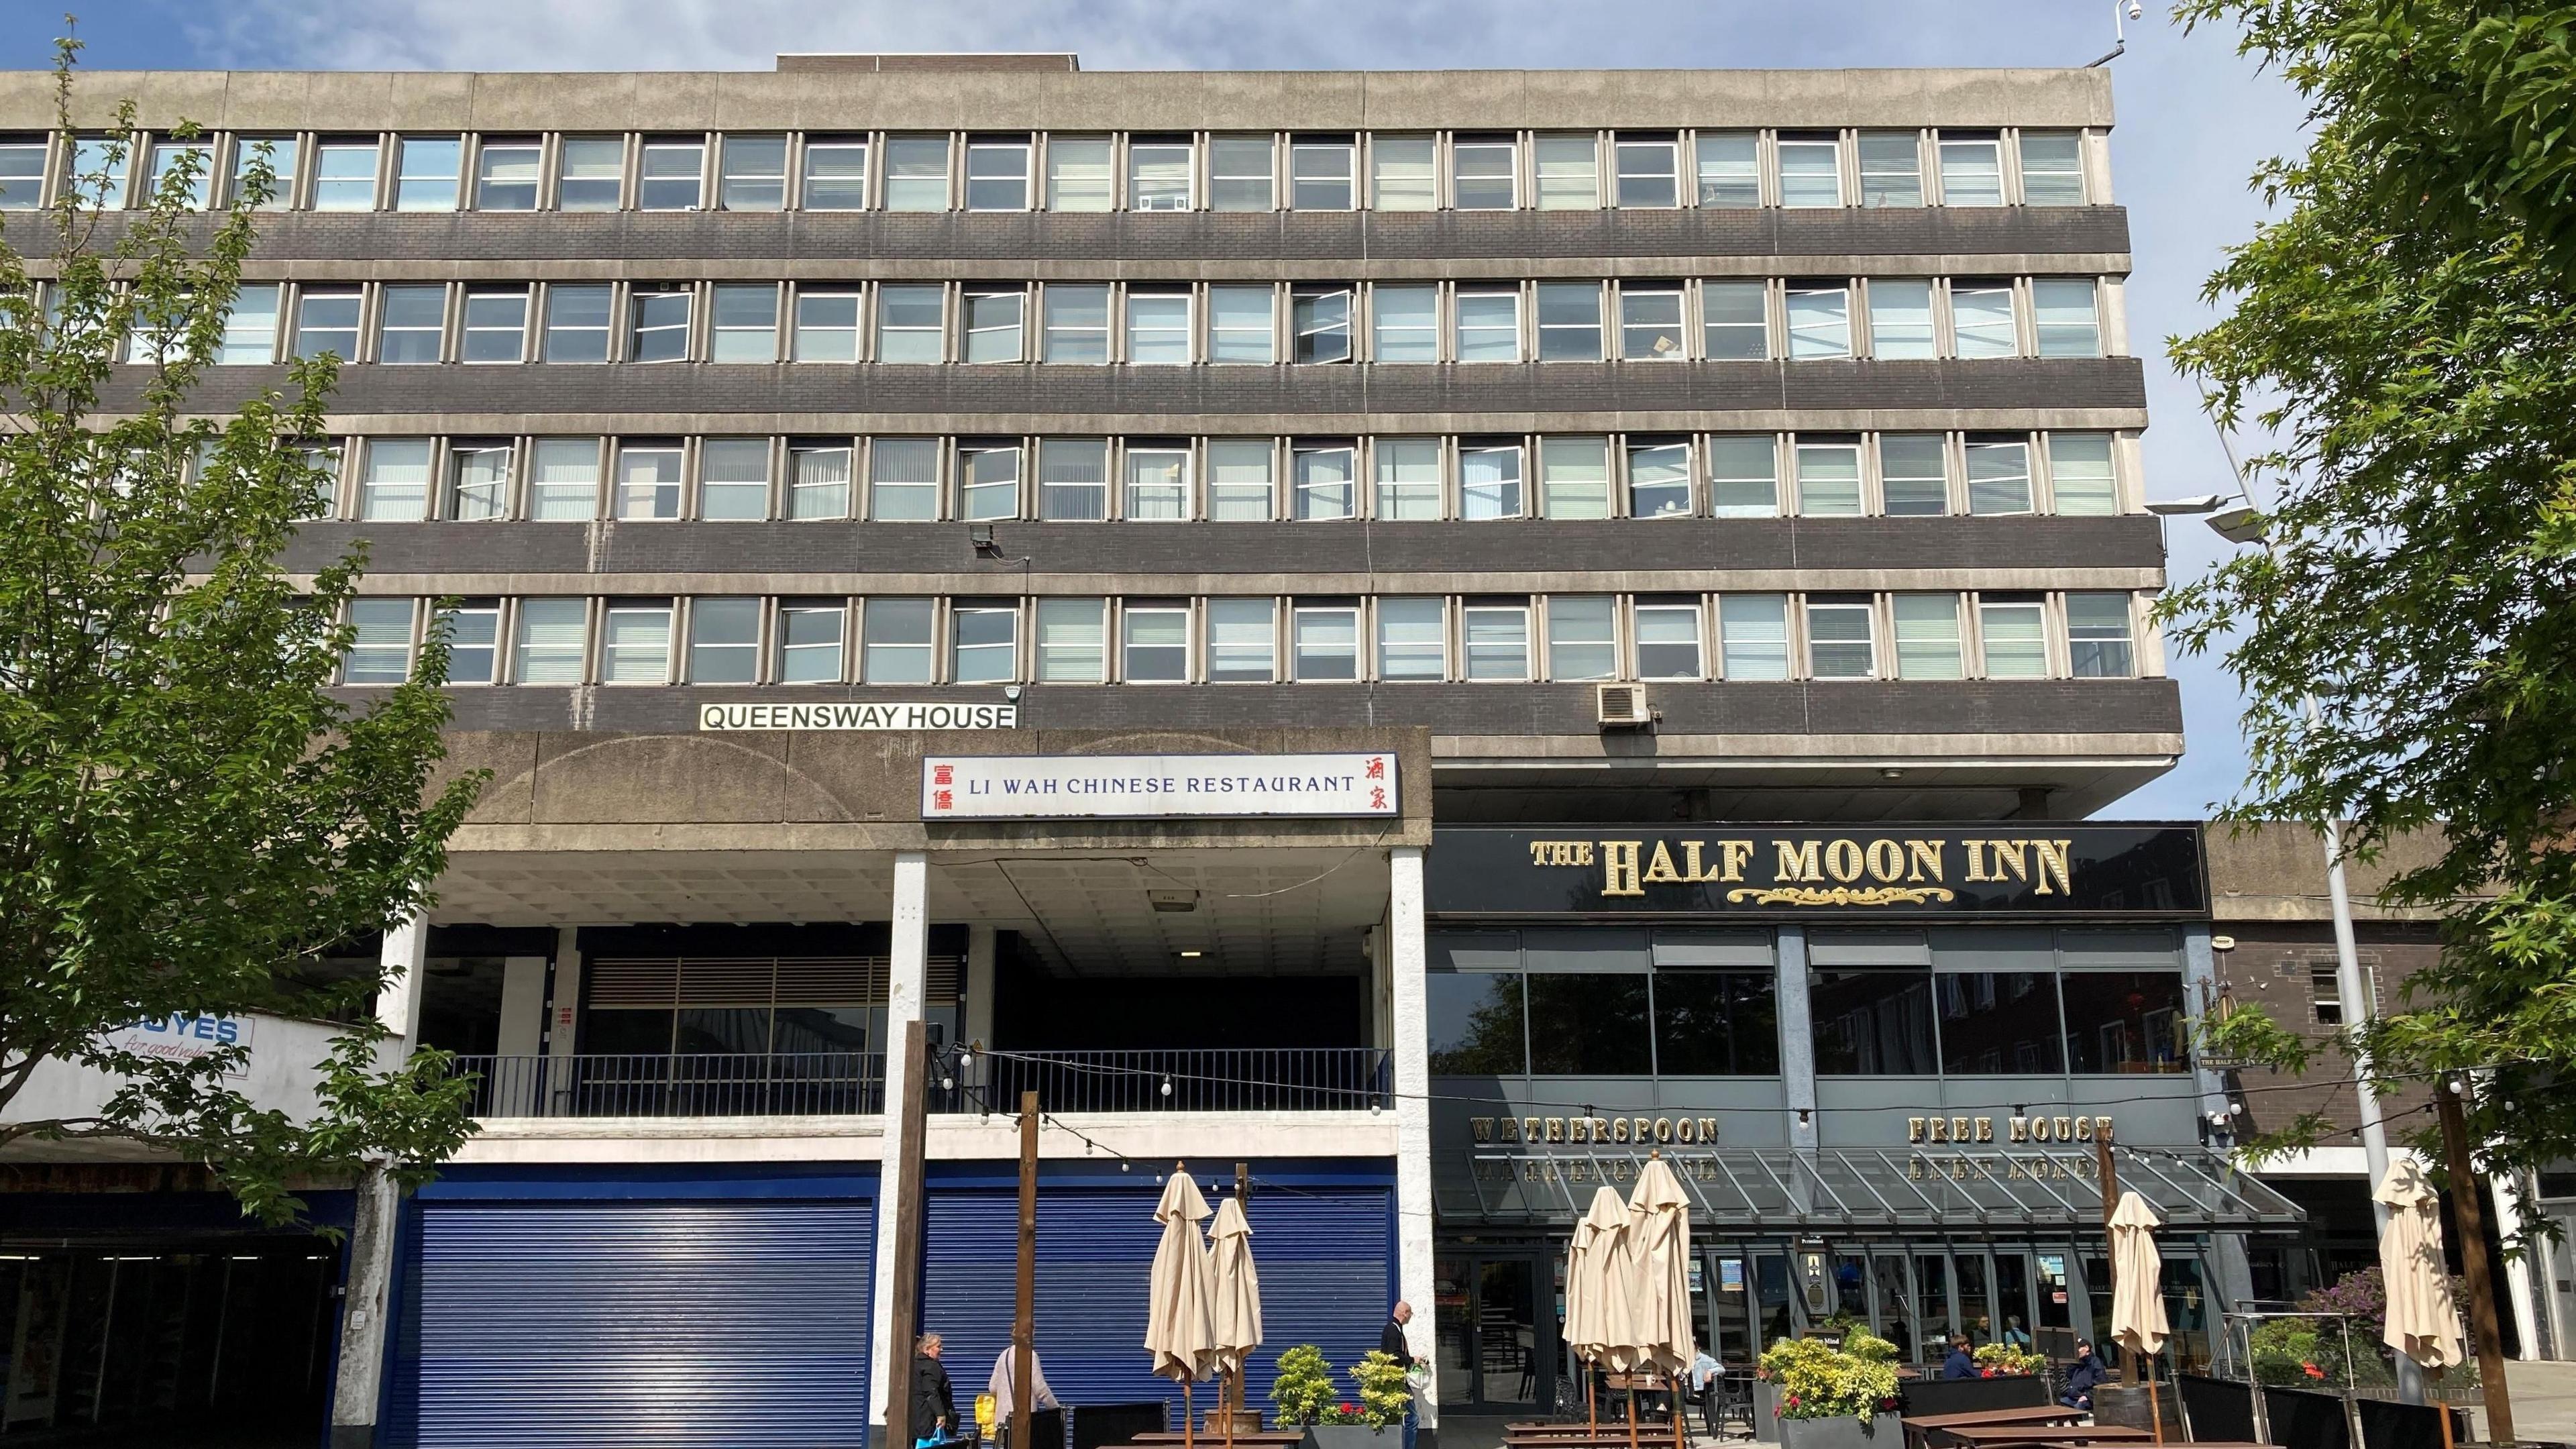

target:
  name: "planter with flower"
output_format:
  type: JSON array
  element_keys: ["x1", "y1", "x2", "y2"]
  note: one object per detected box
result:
[
  {"x1": 1753, "y1": 1331, "x2": 1902, "y2": 1447},
  {"x1": 1972, "y1": 1343, "x2": 2048, "y2": 1378},
  {"x1": 1273, "y1": 1345, "x2": 1409, "y2": 1449}
]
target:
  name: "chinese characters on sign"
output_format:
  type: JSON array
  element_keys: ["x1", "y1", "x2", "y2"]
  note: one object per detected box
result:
[{"x1": 920, "y1": 753, "x2": 1399, "y2": 820}]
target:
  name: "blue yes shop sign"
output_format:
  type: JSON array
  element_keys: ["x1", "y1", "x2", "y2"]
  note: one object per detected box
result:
[{"x1": 1426, "y1": 824, "x2": 2207, "y2": 918}]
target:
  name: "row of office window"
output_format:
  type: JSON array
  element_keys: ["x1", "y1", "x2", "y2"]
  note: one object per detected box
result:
[
  {"x1": 313, "y1": 430, "x2": 2132, "y2": 524},
  {"x1": 15, "y1": 125, "x2": 2096, "y2": 215},
  {"x1": 340, "y1": 590, "x2": 2149, "y2": 689},
  {"x1": 201, "y1": 274, "x2": 2108, "y2": 368}
]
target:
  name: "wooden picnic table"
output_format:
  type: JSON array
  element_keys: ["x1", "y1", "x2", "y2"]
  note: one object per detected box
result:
[
  {"x1": 1922, "y1": 1426, "x2": 2154, "y2": 1448},
  {"x1": 1129, "y1": 1435, "x2": 1302, "y2": 1446},
  {"x1": 1900, "y1": 1405, "x2": 2087, "y2": 1449}
]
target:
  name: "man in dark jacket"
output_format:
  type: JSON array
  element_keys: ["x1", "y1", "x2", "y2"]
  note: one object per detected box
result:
[
  {"x1": 2061, "y1": 1340, "x2": 2107, "y2": 1410},
  {"x1": 1940, "y1": 1334, "x2": 1977, "y2": 1380},
  {"x1": 912, "y1": 1333, "x2": 955, "y2": 1446},
  {"x1": 1379, "y1": 1301, "x2": 1415, "y2": 1368}
]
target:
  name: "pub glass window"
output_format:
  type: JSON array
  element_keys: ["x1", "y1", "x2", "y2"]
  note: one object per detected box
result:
[
  {"x1": 1538, "y1": 435, "x2": 1611, "y2": 520},
  {"x1": 1034, "y1": 598, "x2": 1108, "y2": 683},
  {"x1": 1427, "y1": 966, "x2": 1526, "y2": 1075},
  {"x1": 2061, "y1": 971, "x2": 2189, "y2": 1072},
  {"x1": 1527, "y1": 960, "x2": 1652, "y2": 1075},
  {"x1": 1810, "y1": 968, "x2": 1937, "y2": 1073},
  {"x1": 1936, "y1": 969, "x2": 2065, "y2": 1074},
  {"x1": 1546, "y1": 596, "x2": 1617, "y2": 682},
  {"x1": 1654, "y1": 966, "x2": 1779, "y2": 1075}
]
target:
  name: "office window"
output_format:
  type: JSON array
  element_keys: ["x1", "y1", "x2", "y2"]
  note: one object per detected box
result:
[
  {"x1": 1979, "y1": 597, "x2": 2048, "y2": 678},
  {"x1": 358, "y1": 439, "x2": 431, "y2": 521},
  {"x1": 956, "y1": 444, "x2": 1021, "y2": 521},
  {"x1": 1534, "y1": 133, "x2": 1598, "y2": 210},
  {"x1": 1777, "y1": 136, "x2": 1842, "y2": 208},
  {"x1": 437, "y1": 601, "x2": 500, "y2": 684},
  {"x1": 293, "y1": 287, "x2": 361, "y2": 360},
  {"x1": 513, "y1": 598, "x2": 588, "y2": 684},
  {"x1": 557, "y1": 136, "x2": 623, "y2": 211},
  {"x1": 342, "y1": 600, "x2": 414, "y2": 684},
  {"x1": 217, "y1": 284, "x2": 280, "y2": 364},
  {"x1": 1547, "y1": 596, "x2": 1616, "y2": 681},
  {"x1": 1126, "y1": 290, "x2": 1191, "y2": 365},
  {"x1": 1811, "y1": 969, "x2": 1937, "y2": 1074},
  {"x1": 2310, "y1": 964, "x2": 2344, "y2": 1026},
  {"x1": 1807, "y1": 599, "x2": 1876, "y2": 680},
  {"x1": 962, "y1": 288, "x2": 1025, "y2": 363},
  {"x1": 2066, "y1": 594, "x2": 2136, "y2": 678},
  {"x1": 1293, "y1": 604, "x2": 1358, "y2": 680},
  {"x1": 1454, "y1": 289, "x2": 1519, "y2": 362},
  {"x1": 1869, "y1": 278, "x2": 1935, "y2": 360},
  {"x1": 1289, "y1": 138, "x2": 1355, "y2": 210},
  {"x1": 1042, "y1": 284, "x2": 1110, "y2": 364},
  {"x1": 448, "y1": 444, "x2": 511, "y2": 521},
  {"x1": 460, "y1": 287, "x2": 528, "y2": 363},
  {"x1": 869, "y1": 438, "x2": 940, "y2": 521},
  {"x1": 717, "y1": 135, "x2": 788, "y2": 211},
  {"x1": 1636, "y1": 601, "x2": 1703, "y2": 680},
  {"x1": 1786, "y1": 284, "x2": 1851, "y2": 360},
  {"x1": 539, "y1": 284, "x2": 612, "y2": 363},
  {"x1": 629, "y1": 286, "x2": 692, "y2": 363},
  {"x1": 2062, "y1": 971, "x2": 2189, "y2": 1073},
  {"x1": 1209, "y1": 136, "x2": 1275, "y2": 211},
  {"x1": 1293, "y1": 286, "x2": 1353, "y2": 364},
  {"x1": 689, "y1": 598, "x2": 761, "y2": 684},
  {"x1": 963, "y1": 138, "x2": 1030, "y2": 211},
  {"x1": 1628, "y1": 441, "x2": 1690, "y2": 519},
  {"x1": 1608, "y1": 133, "x2": 1677, "y2": 207},
  {"x1": 2019, "y1": 131, "x2": 2088, "y2": 205},
  {"x1": 1452, "y1": 137, "x2": 1515, "y2": 209},
  {"x1": 1539, "y1": 435, "x2": 1610, "y2": 519},
  {"x1": 68, "y1": 136, "x2": 129, "y2": 211},
  {"x1": 2048, "y1": 433, "x2": 2118, "y2": 516},
  {"x1": 1128, "y1": 139, "x2": 1193, "y2": 211},
  {"x1": 614, "y1": 444, "x2": 684, "y2": 520},
  {"x1": 1371, "y1": 136, "x2": 1435, "y2": 211},
  {"x1": 1463, "y1": 604, "x2": 1530, "y2": 680},
  {"x1": 473, "y1": 140, "x2": 539, "y2": 209},
  {"x1": 950, "y1": 604, "x2": 1018, "y2": 683},
  {"x1": 708, "y1": 284, "x2": 778, "y2": 363},
  {"x1": 1938, "y1": 134, "x2": 2004, "y2": 206},
  {"x1": 392, "y1": 136, "x2": 460, "y2": 211},
  {"x1": 1209, "y1": 286, "x2": 1275, "y2": 364},
  {"x1": 638, "y1": 141, "x2": 704, "y2": 210},
  {"x1": 1535, "y1": 282, "x2": 1602, "y2": 362},
  {"x1": 1701, "y1": 280, "x2": 1768, "y2": 360},
  {"x1": 228, "y1": 137, "x2": 294, "y2": 209},
  {"x1": 1371, "y1": 284, "x2": 1438, "y2": 362},
  {"x1": 1125, "y1": 447, "x2": 1190, "y2": 521},
  {"x1": 1966, "y1": 438, "x2": 2034, "y2": 515},
  {"x1": 1122, "y1": 605, "x2": 1190, "y2": 682},
  {"x1": 1619, "y1": 286, "x2": 1686, "y2": 360},
  {"x1": 0, "y1": 138, "x2": 48, "y2": 209},
  {"x1": 877, "y1": 284, "x2": 946, "y2": 364},
  {"x1": 883, "y1": 136, "x2": 951, "y2": 211},
  {"x1": 1857, "y1": 132, "x2": 1923, "y2": 207},
  {"x1": 146, "y1": 140, "x2": 211, "y2": 209},
  {"x1": 862, "y1": 599, "x2": 936, "y2": 684},
  {"x1": 1207, "y1": 440, "x2": 1275, "y2": 521},
  {"x1": 375, "y1": 285, "x2": 445, "y2": 365},
  {"x1": 1708, "y1": 435, "x2": 1780, "y2": 517},
  {"x1": 1950, "y1": 282, "x2": 2017, "y2": 358},
  {"x1": 1795, "y1": 439, "x2": 1863, "y2": 517},
  {"x1": 802, "y1": 138, "x2": 869, "y2": 209},
  {"x1": 602, "y1": 602, "x2": 673, "y2": 684},
  {"x1": 1038, "y1": 437, "x2": 1108, "y2": 521},
  {"x1": 2033, "y1": 279, "x2": 2102, "y2": 358},
  {"x1": 1292, "y1": 444, "x2": 1356, "y2": 521},
  {"x1": 1044, "y1": 137, "x2": 1112, "y2": 211},
  {"x1": 295, "y1": 441, "x2": 343, "y2": 519},
  {"x1": 1695, "y1": 131, "x2": 1759, "y2": 207},
  {"x1": 1034, "y1": 598, "x2": 1107, "y2": 682},
  {"x1": 528, "y1": 438, "x2": 601, "y2": 521},
  {"x1": 699, "y1": 438, "x2": 771, "y2": 521},
  {"x1": 1208, "y1": 598, "x2": 1276, "y2": 682},
  {"x1": 1377, "y1": 599, "x2": 1446, "y2": 681},
  {"x1": 788, "y1": 444, "x2": 852, "y2": 521},
  {"x1": 793, "y1": 288, "x2": 862, "y2": 362},
  {"x1": 1893, "y1": 594, "x2": 1964, "y2": 679},
  {"x1": 311, "y1": 141, "x2": 377, "y2": 211},
  {"x1": 776, "y1": 603, "x2": 846, "y2": 682},
  {"x1": 1460, "y1": 444, "x2": 1523, "y2": 520},
  {"x1": 1879, "y1": 435, "x2": 1949, "y2": 517}
]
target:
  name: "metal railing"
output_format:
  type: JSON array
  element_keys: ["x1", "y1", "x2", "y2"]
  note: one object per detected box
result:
[
  {"x1": 935, "y1": 1047, "x2": 1393, "y2": 1114},
  {"x1": 449, "y1": 1053, "x2": 884, "y2": 1118}
]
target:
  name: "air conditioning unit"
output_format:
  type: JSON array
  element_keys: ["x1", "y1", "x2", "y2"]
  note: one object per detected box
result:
[{"x1": 1595, "y1": 682, "x2": 1654, "y2": 729}]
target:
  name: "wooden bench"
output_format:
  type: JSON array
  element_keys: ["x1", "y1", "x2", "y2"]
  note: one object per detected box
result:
[
  {"x1": 1921, "y1": 1426, "x2": 2154, "y2": 1448},
  {"x1": 1900, "y1": 1405, "x2": 2088, "y2": 1449}
]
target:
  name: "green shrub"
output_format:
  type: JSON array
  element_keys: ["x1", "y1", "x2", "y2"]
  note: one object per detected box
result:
[
  {"x1": 1271, "y1": 1344, "x2": 1336, "y2": 1426},
  {"x1": 1757, "y1": 1330, "x2": 1901, "y2": 1422}
]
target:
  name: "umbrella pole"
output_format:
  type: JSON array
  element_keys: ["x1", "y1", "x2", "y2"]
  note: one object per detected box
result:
[
  {"x1": 1185, "y1": 1378, "x2": 1195, "y2": 1449},
  {"x1": 2435, "y1": 1367, "x2": 2453, "y2": 1449},
  {"x1": 1625, "y1": 1374, "x2": 1638, "y2": 1449},
  {"x1": 1586, "y1": 1354, "x2": 1597, "y2": 1437},
  {"x1": 1226, "y1": 1367, "x2": 1236, "y2": 1449}
]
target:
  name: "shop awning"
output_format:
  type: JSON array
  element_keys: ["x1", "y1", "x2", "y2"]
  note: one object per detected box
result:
[{"x1": 1440, "y1": 1145, "x2": 2302, "y2": 1234}]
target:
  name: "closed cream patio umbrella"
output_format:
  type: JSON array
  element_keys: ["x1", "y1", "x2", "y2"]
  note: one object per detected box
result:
[
  {"x1": 1207, "y1": 1195, "x2": 1264, "y2": 1449},
  {"x1": 2375, "y1": 1157, "x2": 2466, "y2": 1447},
  {"x1": 1623, "y1": 1157, "x2": 1696, "y2": 1449},
  {"x1": 2108, "y1": 1190, "x2": 2171, "y2": 1445},
  {"x1": 1564, "y1": 1185, "x2": 1635, "y2": 1434},
  {"x1": 1146, "y1": 1169, "x2": 1219, "y2": 1449}
]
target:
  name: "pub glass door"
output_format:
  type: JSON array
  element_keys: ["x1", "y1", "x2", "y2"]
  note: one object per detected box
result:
[{"x1": 1436, "y1": 1250, "x2": 1552, "y2": 1413}]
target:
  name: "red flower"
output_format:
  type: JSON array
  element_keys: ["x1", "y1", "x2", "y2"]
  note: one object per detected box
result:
[
  {"x1": 1340, "y1": 1403, "x2": 1354, "y2": 1414},
  {"x1": 2302, "y1": 1363, "x2": 2325, "y2": 1380},
  {"x1": 1783, "y1": 1395, "x2": 1799, "y2": 1407}
]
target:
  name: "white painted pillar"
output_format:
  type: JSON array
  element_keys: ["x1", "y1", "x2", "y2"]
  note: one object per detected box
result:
[
  {"x1": 330, "y1": 912, "x2": 427, "y2": 1449},
  {"x1": 546, "y1": 925, "x2": 584, "y2": 1116},
  {"x1": 1388, "y1": 846, "x2": 1436, "y2": 1430},
  {"x1": 372, "y1": 913, "x2": 428, "y2": 1044},
  {"x1": 2493, "y1": 1171, "x2": 2544, "y2": 1360},
  {"x1": 494, "y1": 955, "x2": 548, "y2": 1116},
  {"x1": 869, "y1": 851, "x2": 930, "y2": 1432}
]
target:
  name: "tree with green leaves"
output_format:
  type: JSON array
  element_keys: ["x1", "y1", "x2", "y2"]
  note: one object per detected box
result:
[
  {"x1": 0, "y1": 38, "x2": 484, "y2": 1224},
  {"x1": 2167, "y1": 1, "x2": 2576, "y2": 1229}
]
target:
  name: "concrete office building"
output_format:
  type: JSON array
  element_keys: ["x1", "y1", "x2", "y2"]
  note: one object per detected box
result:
[{"x1": 0, "y1": 54, "x2": 2287, "y2": 1449}]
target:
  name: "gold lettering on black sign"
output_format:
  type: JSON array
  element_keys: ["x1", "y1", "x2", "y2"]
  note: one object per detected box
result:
[{"x1": 1521, "y1": 834, "x2": 2090, "y2": 909}]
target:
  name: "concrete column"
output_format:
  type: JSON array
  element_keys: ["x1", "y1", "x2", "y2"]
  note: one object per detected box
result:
[
  {"x1": 494, "y1": 955, "x2": 548, "y2": 1116},
  {"x1": 962, "y1": 923, "x2": 997, "y2": 1051},
  {"x1": 2493, "y1": 1170, "x2": 2545, "y2": 1360},
  {"x1": 1388, "y1": 846, "x2": 1436, "y2": 1436},
  {"x1": 329, "y1": 912, "x2": 427, "y2": 1449},
  {"x1": 372, "y1": 913, "x2": 427, "y2": 1042},
  {"x1": 869, "y1": 851, "x2": 930, "y2": 1432},
  {"x1": 1775, "y1": 924, "x2": 1819, "y2": 1151},
  {"x1": 546, "y1": 925, "x2": 584, "y2": 1115}
]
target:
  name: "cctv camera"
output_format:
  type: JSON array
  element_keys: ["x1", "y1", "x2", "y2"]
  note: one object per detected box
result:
[{"x1": 2126, "y1": 1, "x2": 2143, "y2": 17}]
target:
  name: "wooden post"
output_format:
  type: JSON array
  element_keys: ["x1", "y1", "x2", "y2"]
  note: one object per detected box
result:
[
  {"x1": 2435, "y1": 1079, "x2": 2515, "y2": 1444},
  {"x1": 1014, "y1": 1090, "x2": 1040, "y2": 1449},
  {"x1": 2097, "y1": 1134, "x2": 2134, "y2": 1389},
  {"x1": 887, "y1": 1023, "x2": 931, "y2": 1449}
]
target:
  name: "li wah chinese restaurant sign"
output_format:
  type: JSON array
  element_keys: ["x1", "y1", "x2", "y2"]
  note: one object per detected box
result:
[{"x1": 921, "y1": 753, "x2": 1398, "y2": 820}]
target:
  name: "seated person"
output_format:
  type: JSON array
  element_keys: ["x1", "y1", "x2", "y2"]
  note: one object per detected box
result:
[
  {"x1": 2002, "y1": 1314, "x2": 2033, "y2": 1350},
  {"x1": 2061, "y1": 1340, "x2": 2108, "y2": 1410},
  {"x1": 1941, "y1": 1334, "x2": 1978, "y2": 1380}
]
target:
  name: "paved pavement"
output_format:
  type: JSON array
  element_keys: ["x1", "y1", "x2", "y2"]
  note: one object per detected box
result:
[{"x1": 2480, "y1": 1358, "x2": 2576, "y2": 1444}]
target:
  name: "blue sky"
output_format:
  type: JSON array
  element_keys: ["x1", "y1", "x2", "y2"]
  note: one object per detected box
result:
[{"x1": 7, "y1": 2, "x2": 2312, "y2": 821}]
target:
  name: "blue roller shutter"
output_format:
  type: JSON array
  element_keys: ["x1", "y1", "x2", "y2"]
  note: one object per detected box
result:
[
  {"x1": 922, "y1": 1183, "x2": 1390, "y2": 1419},
  {"x1": 410, "y1": 1200, "x2": 873, "y2": 1448}
]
